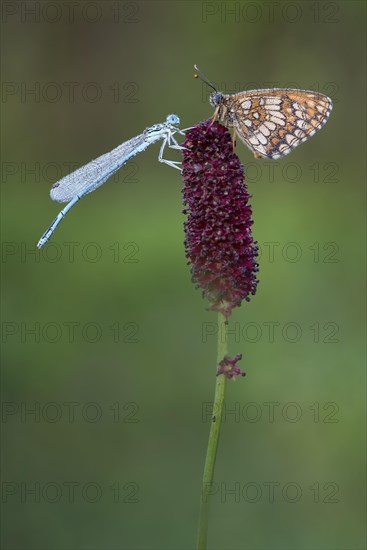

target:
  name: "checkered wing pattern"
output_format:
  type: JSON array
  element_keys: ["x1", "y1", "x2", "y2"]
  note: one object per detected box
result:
[{"x1": 228, "y1": 89, "x2": 332, "y2": 160}]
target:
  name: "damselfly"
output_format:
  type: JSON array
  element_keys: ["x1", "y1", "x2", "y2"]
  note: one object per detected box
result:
[{"x1": 37, "y1": 114, "x2": 183, "y2": 248}]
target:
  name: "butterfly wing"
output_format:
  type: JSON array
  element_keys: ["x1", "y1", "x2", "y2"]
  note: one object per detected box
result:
[{"x1": 226, "y1": 89, "x2": 332, "y2": 160}]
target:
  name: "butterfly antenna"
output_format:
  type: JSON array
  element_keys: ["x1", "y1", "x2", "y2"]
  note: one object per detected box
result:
[{"x1": 194, "y1": 64, "x2": 217, "y2": 92}]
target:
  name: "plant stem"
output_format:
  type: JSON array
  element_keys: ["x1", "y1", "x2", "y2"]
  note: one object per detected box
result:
[{"x1": 197, "y1": 312, "x2": 228, "y2": 550}]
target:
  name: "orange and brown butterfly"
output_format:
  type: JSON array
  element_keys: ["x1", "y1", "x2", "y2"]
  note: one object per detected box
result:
[{"x1": 194, "y1": 65, "x2": 333, "y2": 160}]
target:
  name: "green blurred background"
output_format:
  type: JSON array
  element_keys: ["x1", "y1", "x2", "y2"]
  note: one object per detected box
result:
[{"x1": 2, "y1": 1, "x2": 366, "y2": 549}]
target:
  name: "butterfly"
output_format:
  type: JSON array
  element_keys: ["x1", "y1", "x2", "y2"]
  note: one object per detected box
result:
[{"x1": 194, "y1": 65, "x2": 333, "y2": 160}]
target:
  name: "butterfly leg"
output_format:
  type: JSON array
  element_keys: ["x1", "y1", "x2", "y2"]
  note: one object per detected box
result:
[
  {"x1": 232, "y1": 127, "x2": 237, "y2": 149},
  {"x1": 209, "y1": 106, "x2": 220, "y2": 127},
  {"x1": 253, "y1": 152, "x2": 262, "y2": 159}
]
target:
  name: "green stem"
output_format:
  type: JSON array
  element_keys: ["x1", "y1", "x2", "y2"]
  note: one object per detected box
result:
[{"x1": 197, "y1": 312, "x2": 228, "y2": 550}]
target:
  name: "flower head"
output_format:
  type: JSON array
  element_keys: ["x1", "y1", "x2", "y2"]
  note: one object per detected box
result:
[
  {"x1": 182, "y1": 119, "x2": 259, "y2": 318},
  {"x1": 217, "y1": 354, "x2": 245, "y2": 379}
]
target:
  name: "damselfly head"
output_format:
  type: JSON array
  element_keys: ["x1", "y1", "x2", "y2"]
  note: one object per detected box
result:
[{"x1": 166, "y1": 114, "x2": 180, "y2": 126}]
